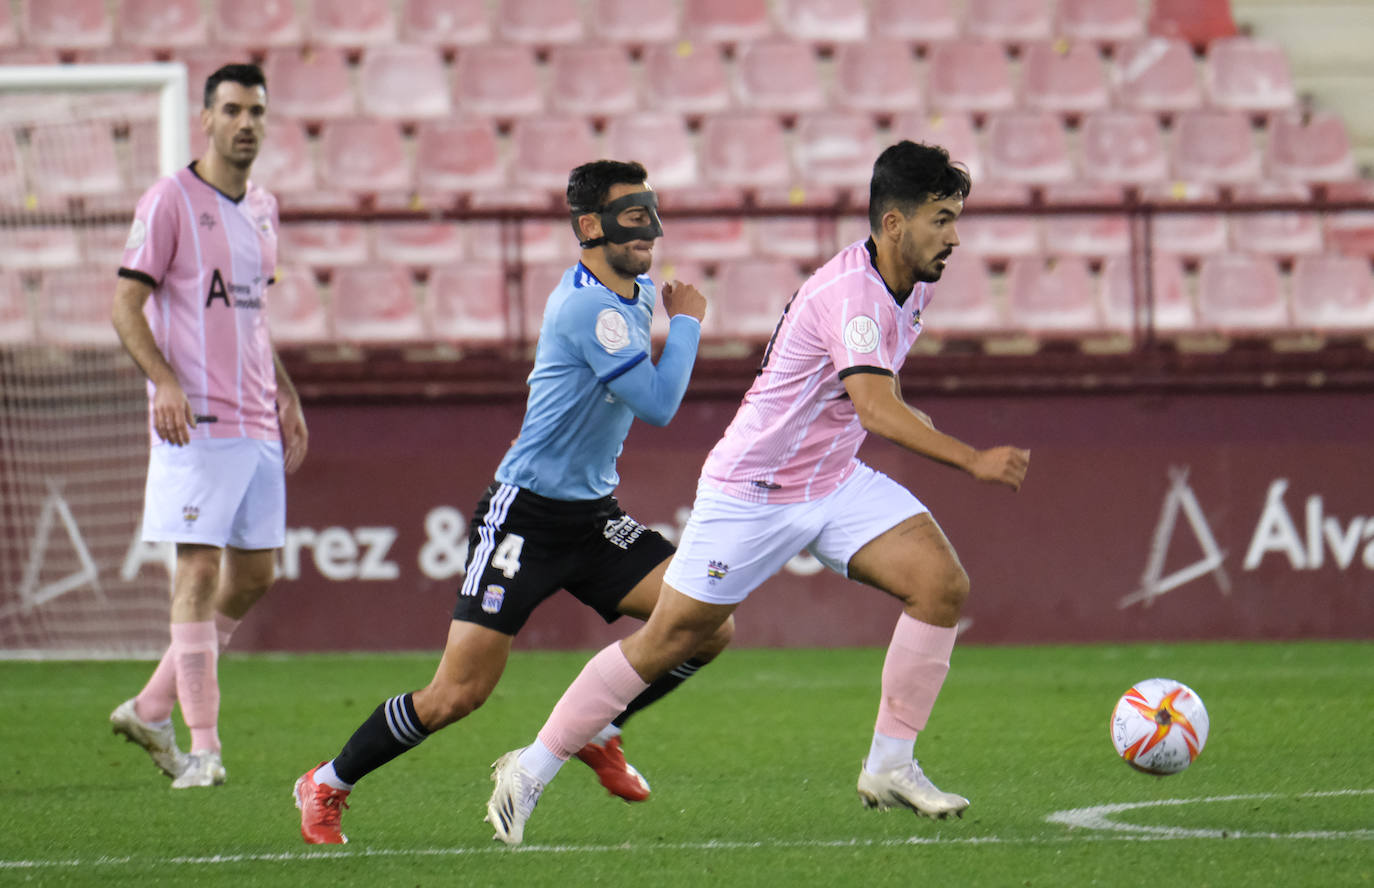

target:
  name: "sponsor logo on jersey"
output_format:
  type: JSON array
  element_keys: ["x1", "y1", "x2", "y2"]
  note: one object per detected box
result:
[
  {"x1": 595, "y1": 308, "x2": 631, "y2": 352},
  {"x1": 843, "y1": 315, "x2": 880, "y2": 354},
  {"x1": 603, "y1": 515, "x2": 646, "y2": 550},
  {"x1": 482, "y1": 585, "x2": 505, "y2": 614}
]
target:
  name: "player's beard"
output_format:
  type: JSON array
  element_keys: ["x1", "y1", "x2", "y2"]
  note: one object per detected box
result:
[
  {"x1": 914, "y1": 248, "x2": 952, "y2": 283},
  {"x1": 604, "y1": 241, "x2": 653, "y2": 278}
]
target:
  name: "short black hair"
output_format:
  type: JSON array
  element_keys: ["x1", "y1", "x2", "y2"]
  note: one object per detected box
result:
[
  {"x1": 204, "y1": 64, "x2": 267, "y2": 110},
  {"x1": 868, "y1": 141, "x2": 972, "y2": 231},
  {"x1": 567, "y1": 160, "x2": 649, "y2": 214}
]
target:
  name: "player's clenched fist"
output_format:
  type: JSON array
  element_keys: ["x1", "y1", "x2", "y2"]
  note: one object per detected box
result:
[
  {"x1": 969, "y1": 446, "x2": 1030, "y2": 491},
  {"x1": 661, "y1": 280, "x2": 706, "y2": 322}
]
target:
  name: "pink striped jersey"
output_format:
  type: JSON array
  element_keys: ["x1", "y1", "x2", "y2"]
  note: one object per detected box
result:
[
  {"x1": 702, "y1": 238, "x2": 931, "y2": 503},
  {"x1": 119, "y1": 164, "x2": 280, "y2": 442}
]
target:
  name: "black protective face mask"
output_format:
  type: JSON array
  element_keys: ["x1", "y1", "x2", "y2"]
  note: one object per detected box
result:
[{"x1": 571, "y1": 191, "x2": 664, "y2": 249}]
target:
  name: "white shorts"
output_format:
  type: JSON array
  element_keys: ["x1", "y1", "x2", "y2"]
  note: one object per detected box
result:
[
  {"x1": 141, "y1": 438, "x2": 286, "y2": 549},
  {"x1": 664, "y1": 462, "x2": 929, "y2": 606}
]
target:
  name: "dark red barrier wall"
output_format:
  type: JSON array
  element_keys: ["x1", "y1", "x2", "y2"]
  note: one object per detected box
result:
[{"x1": 195, "y1": 388, "x2": 1372, "y2": 652}]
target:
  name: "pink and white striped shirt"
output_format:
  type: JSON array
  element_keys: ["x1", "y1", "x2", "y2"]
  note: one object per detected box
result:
[
  {"x1": 702, "y1": 239, "x2": 931, "y2": 503},
  {"x1": 120, "y1": 165, "x2": 280, "y2": 442}
]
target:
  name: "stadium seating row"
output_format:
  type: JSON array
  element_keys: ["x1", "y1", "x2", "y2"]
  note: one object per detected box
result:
[
  {"x1": 7, "y1": 253, "x2": 1371, "y2": 348},
  {"x1": 5, "y1": 0, "x2": 1228, "y2": 54}
]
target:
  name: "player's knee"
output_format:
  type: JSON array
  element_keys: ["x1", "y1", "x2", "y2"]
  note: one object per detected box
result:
[
  {"x1": 698, "y1": 614, "x2": 735, "y2": 660},
  {"x1": 932, "y1": 562, "x2": 970, "y2": 615},
  {"x1": 418, "y1": 682, "x2": 490, "y2": 730}
]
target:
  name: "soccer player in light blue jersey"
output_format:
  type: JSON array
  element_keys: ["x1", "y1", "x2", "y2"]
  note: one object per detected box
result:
[{"x1": 293, "y1": 160, "x2": 733, "y2": 845}]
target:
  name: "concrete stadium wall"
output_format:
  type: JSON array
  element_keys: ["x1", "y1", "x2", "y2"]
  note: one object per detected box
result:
[{"x1": 161, "y1": 388, "x2": 1374, "y2": 653}]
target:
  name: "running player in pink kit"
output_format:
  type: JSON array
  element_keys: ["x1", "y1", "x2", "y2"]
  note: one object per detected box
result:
[
  {"x1": 108, "y1": 64, "x2": 308, "y2": 788},
  {"x1": 485, "y1": 142, "x2": 1030, "y2": 844}
]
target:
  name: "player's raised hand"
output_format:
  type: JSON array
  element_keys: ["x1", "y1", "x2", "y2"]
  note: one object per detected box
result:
[
  {"x1": 969, "y1": 446, "x2": 1030, "y2": 491},
  {"x1": 661, "y1": 280, "x2": 706, "y2": 322},
  {"x1": 152, "y1": 379, "x2": 195, "y2": 445}
]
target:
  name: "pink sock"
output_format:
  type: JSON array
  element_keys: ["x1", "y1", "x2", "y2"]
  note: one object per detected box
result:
[
  {"x1": 134, "y1": 645, "x2": 178, "y2": 723},
  {"x1": 171, "y1": 621, "x2": 221, "y2": 754},
  {"x1": 874, "y1": 614, "x2": 959, "y2": 739},
  {"x1": 536, "y1": 643, "x2": 649, "y2": 760},
  {"x1": 214, "y1": 611, "x2": 241, "y2": 650}
]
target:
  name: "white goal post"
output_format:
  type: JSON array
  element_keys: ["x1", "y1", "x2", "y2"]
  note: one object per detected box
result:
[{"x1": 0, "y1": 62, "x2": 190, "y2": 659}]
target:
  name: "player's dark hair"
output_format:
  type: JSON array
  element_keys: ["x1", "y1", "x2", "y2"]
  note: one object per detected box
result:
[
  {"x1": 868, "y1": 141, "x2": 971, "y2": 231},
  {"x1": 203, "y1": 64, "x2": 267, "y2": 110},
  {"x1": 567, "y1": 160, "x2": 649, "y2": 214}
]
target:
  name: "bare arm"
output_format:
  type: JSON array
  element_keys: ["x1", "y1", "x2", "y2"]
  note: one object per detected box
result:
[
  {"x1": 843, "y1": 370, "x2": 1029, "y2": 491},
  {"x1": 273, "y1": 346, "x2": 308, "y2": 473},
  {"x1": 111, "y1": 274, "x2": 196, "y2": 445}
]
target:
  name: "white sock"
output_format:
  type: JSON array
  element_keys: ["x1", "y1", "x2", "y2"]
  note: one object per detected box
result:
[
  {"x1": 314, "y1": 759, "x2": 354, "y2": 791},
  {"x1": 518, "y1": 739, "x2": 566, "y2": 785},
  {"x1": 865, "y1": 731, "x2": 916, "y2": 775},
  {"x1": 590, "y1": 723, "x2": 622, "y2": 745}
]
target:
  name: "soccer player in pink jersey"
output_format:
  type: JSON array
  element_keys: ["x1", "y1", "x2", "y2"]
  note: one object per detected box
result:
[
  {"x1": 485, "y1": 142, "x2": 1031, "y2": 844},
  {"x1": 108, "y1": 64, "x2": 308, "y2": 789}
]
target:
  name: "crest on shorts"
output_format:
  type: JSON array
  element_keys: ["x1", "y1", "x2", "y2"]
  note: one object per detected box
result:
[
  {"x1": 843, "y1": 315, "x2": 880, "y2": 354},
  {"x1": 595, "y1": 308, "x2": 631, "y2": 352},
  {"x1": 706, "y1": 560, "x2": 729, "y2": 583},
  {"x1": 482, "y1": 585, "x2": 505, "y2": 614},
  {"x1": 182, "y1": 504, "x2": 199, "y2": 524}
]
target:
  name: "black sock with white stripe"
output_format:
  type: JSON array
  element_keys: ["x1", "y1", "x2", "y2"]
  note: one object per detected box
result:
[
  {"x1": 610, "y1": 657, "x2": 708, "y2": 730},
  {"x1": 332, "y1": 693, "x2": 430, "y2": 785}
]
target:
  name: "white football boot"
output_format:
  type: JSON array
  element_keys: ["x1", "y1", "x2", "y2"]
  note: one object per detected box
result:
[
  {"x1": 485, "y1": 749, "x2": 545, "y2": 846},
  {"x1": 171, "y1": 751, "x2": 228, "y2": 789},
  {"x1": 109, "y1": 698, "x2": 187, "y2": 778},
  {"x1": 856, "y1": 759, "x2": 970, "y2": 819}
]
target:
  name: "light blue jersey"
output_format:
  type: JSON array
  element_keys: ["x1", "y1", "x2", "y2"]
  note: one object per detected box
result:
[{"x1": 495, "y1": 262, "x2": 702, "y2": 500}]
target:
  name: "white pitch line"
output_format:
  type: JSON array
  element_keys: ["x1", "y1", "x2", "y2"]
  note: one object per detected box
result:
[{"x1": 1046, "y1": 788, "x2": 1374, "y2": 840}]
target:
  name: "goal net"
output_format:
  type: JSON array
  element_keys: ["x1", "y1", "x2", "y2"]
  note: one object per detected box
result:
[{"x1": 0, "y1": 64, "x2": 189, "y2": 659}]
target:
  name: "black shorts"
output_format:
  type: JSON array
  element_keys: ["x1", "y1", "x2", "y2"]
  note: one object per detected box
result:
[{"x1": 452, "y1": 482, "x2": 676, "y2": 635}]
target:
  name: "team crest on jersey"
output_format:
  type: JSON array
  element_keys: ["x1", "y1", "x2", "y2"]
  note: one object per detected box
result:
[
  {"x1": 481, "y1": 585, "x2": 505, "y2": 614},
  {"x1": 182, "y1": 504, "x2": 199, "y2": 525},
  {"x1": 125, "y1": 218, "x2": 148, "y2": 250},
  {"x1": 843, "y1": 315, "x2": 880, "y2": 354},
  {"x1": 198, "y1": 212, "x2": 216, "y2": 230},
  {"x1": 706, "y1": 560, "x2": 729, "y2": 583},
  {"x1": 595, "y1": 308, "x2": 631, "y2": 352}
]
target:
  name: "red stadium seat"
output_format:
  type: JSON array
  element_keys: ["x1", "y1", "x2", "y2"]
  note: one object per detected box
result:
[
  {"x1": 1172, "y1": 110, "x2": 1260, "y2": 185},
  {"x1": 1005, "y1": 257, "x2": 1103, "y2": 334},
  {"x1": 1322, "y1": 180, "x2": 1374, "y2": 259},
  {"x1": 251, "y1": 118, "x2": 317, "y2": 198},
  {"x1": 1229, "y1": 183, "x2": 1324, "y2": 257},
  {"x1": 641, "y1": 42, "x2": 731, "y2": 117},
  {"x1": 1055, "y1": 0, "x2": 1143, "y2": 48},
  {"x1": 868, "y1": 0, "x2": 957, "y2": 46},
  {"x1": 495, "y1": 0, "x2": 583, "y2": 46},
  {"x1": 1197, "y1": 254, "x2": 1288, "y2": 333},
  {"x1": 682, "y1": 0, "x2": 773, "y2": 45},
  {"x1": 0, "y1": 128, "x2": 24, "y2": 201},
  {"x1": 331, "y1": 265, "x2": 424, "y2": 342},
  {"x1": 401, "y1": 0, "x2": 491, "y2": 48},
  {"x1": 1290, "y1": 254, "x2": 1374, "y2": 332},
  {"x1": 359, "y1": 46, "x2": 451, "y2": 120},
  {"x1": 519, "y1": 261, "x2": 575, "y2": 338},
  {"x1": 262, "y1": 48, "x2": 357, "y2": 121},
  {"x1": 307, "y1": 0, "x2": 396, "y2": 48},
  {"x1": 955, "y1": 182, "x2": 1041, "y2": 259},
  {"x1": 37, "y1": 266, "x2": 118, "y2": 345},
  {"x1": 266, "y1": 267, "x2": 329, "y2": 344},
  {"x1": 118, "y1": 0, "x2": 206, "y2": 49},
  {"x1": 832, "y1": 41, "x2": 923, "y2": 117},
  {"x1": 467, "y1": 220, "x2": 571, "y2": 265},
  {"x1": 1145, "y1": 183, "x2": 1229, "y2": 258},
  {"x1": 1101, "y1": 253, "x2": 1196, "y2": 333},
  {"x1": 923, "y1": 255, "x2": 1006, "y2": 336},
  {"x1": 1148, "y1": 0, "x2": 1237, "y2": 50},
  {"x1": 0, "y1": 270, "x2": 30, "y2": 344},
  {"x1": 750, "y1": 217, "x2": 826, "y2": 261},
  {"x1": 0, "y1": 226, "x2": 80, "y2": 270},
  {"x1": 1112, "y1": 38, "x2": 1202, "y2": 116},
  {"x1": 1079, "y1": 111, "x2": 1169, "y2": 186},
  {"x1": 212, "y1": 0, "x2": 303, "y2": 50},
  {"x1": 1204, "y1": 38, "x2": 1296, "y2": 115},
  {"x1": 453, "y1": 44, "x2": 543, "y2": 119},
  {"x1": 733, "y1": 40, "x2": 826, "y2": 114},
  {"x1": 1266, "y1": 112, "x2": 1358, "y2": 185},
  {"x1": 509, "y1": 117, "x2": 599, "y2": 193},
  {"x1": 776, "y1": 0, "x2": 867, "y2": 45},
  {"x1": 661, "y1": 216, "x2": 752, "y2": 262},
  {"x1": 22, "y1": 0, "x2": 110, "y2": 49},
  {"x1": 889, "y1": 112, "x2": 983, "y2": 183},
  {"x1": 589, "y1": 0, "x2": 679, "y2": 47},
  {"x1": 1019, "y1": 41, "x2": 1110, "y2": 117},
  {"x1": 280, "y1": 222, "x2": 370, "y2": 267},
  {"x1": 984, "y1": 112, "x2": 1074, "y2": 185},
  {"x1": 603, "y1": 113, "x2": 698, "y2": 190},
  {"x1": 926, "y1": 41, "x2": 1016, "y2": 116},
  {"x1": 699, "y1": 113, "x2": 791, "y2": 190},
  {"x1": 547, "y1": 45, "x2": 638, "y2": 118},
  {"x1": 712, "y1": 259, "x2": 801, "y2": 340},
  {"x1": 29, "y1": 122, "x2": 122, "y2": 198},
  {"x1": 1041, "y1": 183, "x2": 1131, "y2": 258},
  {"x1": 373, "y1": 222, "x2": 466, "y2": 267},
  {"x1": 81, "y1": 223, "x2": 131, "y2": 266},
  {"x1": 414, "y1": 118, "x2": 505, "y2": 195},
  {"x1": 0, "y1": 3, "x2": 15, "y2": 46},
  {"x1": 317, "y1": 121, "x2": 410, "y2": 201},
  {"x1": 792, "y1": 111, "x2": 878, "y2": 190},
  {"x1": 429, "y1": 261, "x2": 511, "y2": 343},
  {"x1": 964, "y1": 0, "x2": 1052, "y2": 46}
]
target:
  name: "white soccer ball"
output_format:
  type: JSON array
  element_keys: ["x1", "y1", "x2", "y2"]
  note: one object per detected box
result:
[{"x1": 1109, "y1": 678, "x2": 1210, "y2": 776}]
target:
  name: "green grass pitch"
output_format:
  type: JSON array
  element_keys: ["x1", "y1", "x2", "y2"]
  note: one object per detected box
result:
[{"x1": 1, "y1": 641, "x2": 1371, "y2": 886}]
